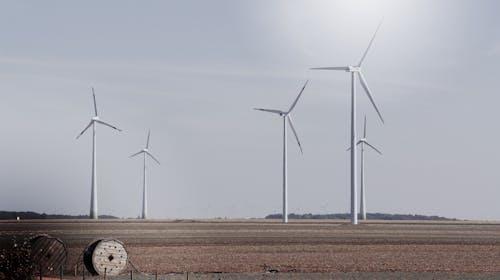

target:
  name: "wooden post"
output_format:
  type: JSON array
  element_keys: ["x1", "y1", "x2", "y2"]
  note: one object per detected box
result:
[
  {"x1": 82, "y1": 269, "x2": 85, "y2": 280},
  {"x1": 155, "y1": 271, "x2": 158, "y2": 280},
  {"x1": 59, "y1": 264, "x2": 63, "y2": 279},
  {"x1": 104, "y1": 267, "x2": 107, "y2": 280},
  {"x1": 39, "y1": 269, "x2": 42, "y2": 280},
  {"x1": 130, "y1": 270, "x2": 133, "y2": 280}
]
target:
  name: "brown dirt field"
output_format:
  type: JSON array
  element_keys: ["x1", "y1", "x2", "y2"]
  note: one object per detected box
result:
[{"x1": 1, "y1": 219, "x2": 500, "y2": 277}]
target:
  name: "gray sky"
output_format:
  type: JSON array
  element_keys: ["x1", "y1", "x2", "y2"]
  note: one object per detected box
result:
[{"x1": 1, "y1": 0, "x2": 499, "y2": 220}]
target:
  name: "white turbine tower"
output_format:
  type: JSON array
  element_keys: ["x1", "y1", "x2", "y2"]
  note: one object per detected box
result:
[
  {"x1": 130, "y1": 130, "x2": 161, "y2": 219},
  {"x1": 348, "y1": 116, "x2": 382, "y2": 220},
  {"x1": 311, "y1": 22, "x2": 384, "y2": 225},
  {"x1": 76, "y1": 88, "x2": 122, "y2": 219},
  {"x1": 255, "y1": 80, "x2": 308, "y2": 224}
]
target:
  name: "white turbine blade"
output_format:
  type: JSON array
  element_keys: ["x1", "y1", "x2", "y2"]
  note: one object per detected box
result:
[
  {"x1": 76, "y1": 121, "x2": 93, "y2": 139},
  {"x1": 358, "y1": 20, "x2": 383, "y2": 67},
  {"x1": 130, "y1": 150, "x2": 144, "y2": 158},
  {"x1": 253, "y1": 108, "x2": 284, "y2": 115},
  {"x1": 363, "y1": 140, "x2": 382, "y2": 155},
  {"x1": 287, "y1": 80, "x2": 308, "y2": 113},
  {"x1": 310, "y1": 66, "x2": 349, "y2": 71},
  {"x1": 363, "y1": 115, "x2": 367, "y2": 138},
  {"x1": 96, "y1": 119, "x2": 122, "y2": 131},
  {"x1": 358, "y1": 71, "x2": 384, "y2": 124},
  {"x1": 92, "y1": 87, "x2": 98, "y2": 116},
  {"x1": 146, "y1": 151, "x2": 161, "y2": 165},
  {"x1": 146, "y1": 130, "x2": 151, "y2": 149},
  {"x1": 287, "y1": 115, "x2": 303, "y2": 154}
]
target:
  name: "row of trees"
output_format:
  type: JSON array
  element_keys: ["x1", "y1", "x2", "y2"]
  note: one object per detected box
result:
[
  {"x1": 265, "y1": 213, "x2": 456, "y2": 221},
  {"x1": 0, "y1": 211, "x2": 117, "y2": 220}
]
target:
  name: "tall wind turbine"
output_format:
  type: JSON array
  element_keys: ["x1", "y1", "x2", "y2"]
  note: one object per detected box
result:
[
  {"x1": 348, "y1": 116, "x2": 382, "y2": 220},
  {"x1": 76, "y1": 88, "x2": 122, "y2": 219},
  {"x1": 130, "y1": 130, "x2": 161, "y2": 219},
  {"x1": 311, "y1": 22, "x2": 384, "y2": 225},
  {"x1": 254, "y1": 80, "x2": 308, "y2": 224}
]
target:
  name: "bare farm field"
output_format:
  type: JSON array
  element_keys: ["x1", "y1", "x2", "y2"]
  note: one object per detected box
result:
[{"x1": 1, "y1": 219, "x2": 500, "y2": 279}]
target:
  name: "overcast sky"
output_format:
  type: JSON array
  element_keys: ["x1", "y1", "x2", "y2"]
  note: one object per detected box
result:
[{"x1": 1, "y1": 0, "x2": 499, "y2": 220}]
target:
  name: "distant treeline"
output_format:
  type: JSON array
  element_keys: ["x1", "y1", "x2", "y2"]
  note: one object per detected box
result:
[
  {"x1": 0, "y1": 211, "x2": 118, "y2": 220},
  {"x1": 265, "y1": 213, "x2": 457, "y2": 221}
]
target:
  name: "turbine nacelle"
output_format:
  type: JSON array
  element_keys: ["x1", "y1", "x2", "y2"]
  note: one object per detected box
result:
[
  {"x1": 91, "y1": 116, "x2": 100, "y2": 121},
  {"x1": 347, "y1": 66, "x2": 361, "y2": 72}
]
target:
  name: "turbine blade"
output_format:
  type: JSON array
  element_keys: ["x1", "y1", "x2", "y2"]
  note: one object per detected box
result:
[
  {"x1": 146, "y1": 151, "x2": 161, "y2": 165},
  {"x1": 76, "y1": 121, "x2": 93, "y2": 139},
  {"x1": 92, "y1": 87, "x2": 98, "y2": 116},
  {"x1": 287, "y1": 80, "x2": 308, "y2": 113},
  {"x1": 363, "y1": 141, "x2": 382, "y2": 155},
  {"x1": 130, "y1": 151, "x2": 143, "y2": 158},
  {"x1": 364, "y1": 115, "x2": 367, "y2": 138},
  {"x1": 358, "y1": 20, "x2": 383, "y2": 66},
  {"x1": 310, "y1": 66, "x2": 349, "y2": 71},
  {"x1": 253, "y1": 108, "x2": 284, "y2": 115},
  {"x1": 146, "y1": 130, "x2": 151, "y2": 149},
  {"x1": 96, "y1": 119, "x2": 122, "y2": 131},
  {"x1": 358, "y1": 71, "x2": 384, "y2": 124},
  {"x1": 287, "y1": 115, "x2": 303, "y2": 154}
]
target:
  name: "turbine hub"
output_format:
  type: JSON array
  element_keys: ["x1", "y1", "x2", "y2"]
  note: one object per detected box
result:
[
  {"x1": 143, "y1": 148, "x2": 149, "y2": 152},
  {"x1": 92, "y1": 116, "x2": 99, "y2": 121},
  {"x1": 347, "y1": 66, "x2": 360, "y2": 72}
]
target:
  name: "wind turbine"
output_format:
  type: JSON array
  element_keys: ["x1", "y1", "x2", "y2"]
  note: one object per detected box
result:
[
  {"x1": 130, "y1": 130, "x2": 161, "y2": 219},
  {"x1": 254, "y1": 80, "x2": 308, "y2": 224},
  {"x1": 311, "y1": 22, "x2": 384, "y2": 225},
  {"x1": 76, "y1": 88, "x2": 122, "y2": 219},
  {"x1": 348, "y1": 116, "x2": 382, "y2": 220}
]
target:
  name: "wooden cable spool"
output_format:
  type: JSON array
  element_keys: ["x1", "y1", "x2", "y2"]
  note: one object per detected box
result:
[
  {"x1": 30, "y1": 234, "x2": 67, "y2": 274},
  {"x1": 83, "y1": 239, "x2": 128, "y2": 276}
]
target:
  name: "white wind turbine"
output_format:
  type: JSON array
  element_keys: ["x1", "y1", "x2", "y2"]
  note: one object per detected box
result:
[
  {"x1": 348, "y1": 116, "x2": 382, "y2": 220},
  {"x1": 311, "y1": 22, "x2": 384, "y2": 225},
  {"x1": 76, "y1": 88, "x2": 122, "y2": 219},
  {"x1": 130, "y1": 130, "x2": 161, "y2": 219},
  {"x1": 255, "y1": 80, "x2": 308, "y2": 224}
]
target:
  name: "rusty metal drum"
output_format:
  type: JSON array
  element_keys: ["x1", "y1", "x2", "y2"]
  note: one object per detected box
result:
[
  {"x1": 30, "y1": 234, "x2": 67, "y2": 274},
  {"x1": 83, "y1": 239, "x2": 128, "y2": 276}
]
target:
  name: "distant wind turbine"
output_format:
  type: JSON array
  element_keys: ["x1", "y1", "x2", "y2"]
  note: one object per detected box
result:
[
  {"x1": 311, "y1": 21, "x2": 384, "y2": 225},
  {"x1": 348, "y1": 116, "x2": 382, "y2": 220},
  {"x1": 76, "y1": 88, "x2": 122, "y2": 219},
  {"x1": 254, "y1": 80, "x2": 308, "y2": 224},
  {"x1": 130, "y1": 130, "x2": 161, "y2": 219}
]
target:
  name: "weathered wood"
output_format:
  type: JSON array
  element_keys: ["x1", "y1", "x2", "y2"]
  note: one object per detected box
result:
[
  {"x1": 30, "y1": 234, "x2": 67, "y2": 275},
  {"x1": 83, "y1": 239, "x2": 128, "y2": 276}
]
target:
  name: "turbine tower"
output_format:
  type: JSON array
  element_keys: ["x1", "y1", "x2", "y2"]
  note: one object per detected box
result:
[
  {"x1": 311, "y1": 22, "x2": 384, "y2": 225},
  {"x1": 130, "y1": 130, "x2": 161, "y2": 219},
  {"x1": 254, "y1": 80, "x2": 308, "y2": 224},
  {"x1": 349, "y1": 116, "x2": 382, "y2": 220},
  {"x1": 76, "y1": 88, "x2": 122, "y2": 219}
]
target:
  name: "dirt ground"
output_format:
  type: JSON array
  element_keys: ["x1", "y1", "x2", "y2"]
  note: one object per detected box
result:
[{"x1": 1, "y1": 219, "x2": 500, "y2": 279}]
